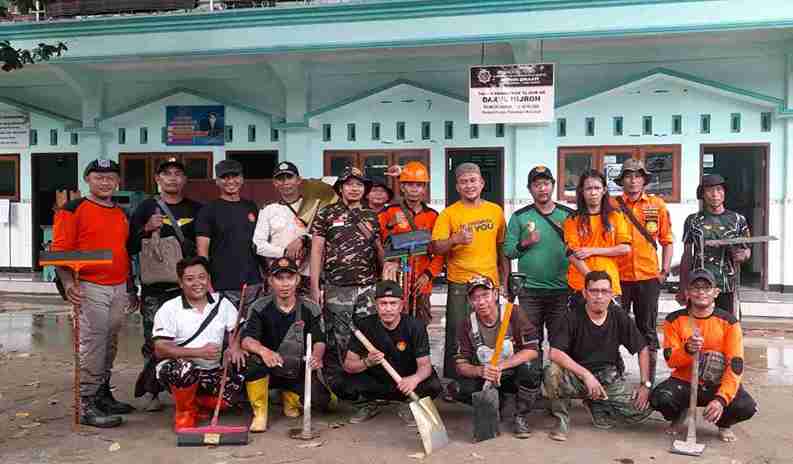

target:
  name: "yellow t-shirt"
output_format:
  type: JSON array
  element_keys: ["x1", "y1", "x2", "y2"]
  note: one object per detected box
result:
[{"x1": 432, "y1": 200, "x2": 505, "y2": 285}]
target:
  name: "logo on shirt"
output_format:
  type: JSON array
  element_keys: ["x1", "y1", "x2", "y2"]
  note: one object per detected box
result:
[
  {"x1": 396, "y1": 340, "x2": 407, "y2": 352},
  {"x1": 469, "y1": 219, "x2": 494, "y2": 232}
]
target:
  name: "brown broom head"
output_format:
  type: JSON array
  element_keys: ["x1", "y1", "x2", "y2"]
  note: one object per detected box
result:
[{"x1": 176, "y1": 425, "x2": 249, "y2": 447}]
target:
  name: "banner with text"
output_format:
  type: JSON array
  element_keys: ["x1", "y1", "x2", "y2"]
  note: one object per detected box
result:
[
  {"x1": 0, "y1": 111, "x2": 31, "y2": 148},
  {"x1": 469, "y1": 64, "x2": 555, "y2": 124}
]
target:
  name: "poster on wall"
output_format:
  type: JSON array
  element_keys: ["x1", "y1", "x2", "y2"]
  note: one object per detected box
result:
[
  {"x1": 166, "y1": 106, "x2": 225, "y2": 146},
  {"x1": 0, "y1": 111, "x2": 31, "y2": 148},
  {"x1": 469, "y1": 63, "x2": 555, "y2": 124}
]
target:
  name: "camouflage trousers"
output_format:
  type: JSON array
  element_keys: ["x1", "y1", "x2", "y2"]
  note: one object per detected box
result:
[{"x1": 543, "y1": 363, "x2": 652, "y2": 434}]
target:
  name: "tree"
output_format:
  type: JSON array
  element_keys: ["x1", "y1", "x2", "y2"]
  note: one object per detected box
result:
[{"x1": 1, "y1": 40, "x2": 67, "y2": 71}]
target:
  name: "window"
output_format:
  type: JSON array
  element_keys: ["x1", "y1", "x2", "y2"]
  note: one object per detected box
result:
[
  {"x1": 322, "y1": 124, "x2": 331, "y2": 142},
  {"x1": 225, "y1": 125, "x2": 233, "y2": 143},
  {"x1": 139, "y1": 127, "x2": 148, "y2": 144},
  {"x1": 70, "y1": 132, "x2": 79, "y2": 145},
  {"x1": 50, "y1": 129, "x2": 58, "y2": 146},
  {"x1": 248, "y1": 125, "x2": 256, "y2": 143},
  {"x1": 0, "y1": 154, "x2": 20, "y2": 201},
  {"x1": 469, "y1": 124, "x2": 479, "y2": 139},
  {"x1": 30, "y1": 129, "x2": 38, "y2": 146},
  {"x1": 396, "y1": 121, "x2": 406, "y2": 141},
  {"x1": 347, "y1": 123, "x2": 356, "y2": 142},
  {"x1": 495, "y1": 123, "x2": 505, "y2": 138},
  {"x1": 421, "y1": 121, "x2": 431, "y2": 140},
  {"x1": 227, "y1": 151, "x2": 278, "y2": 179},
  {"x1": 672, "y1": 115, "x2": 682, "y2": 135},
  {"x1": 761, "y1": 112, "x2": 772, "y2": 132},
  {"x1": 700, "y1": 114, "x2": 711, "y2": 134},
  {"x1": 119, "y1": 152, "x2": 213, "y2": 194},
  {"x1": 371, "y1": 122, "x2": 381, "y2": 141},
  {"x1": 444, "y1": 121, "x2": 453, "y2": 140},
  {"x1": 557, "y1": 118, "x2": 566, "y2": 137},
  {"x1": 585, "y1": 118, "x2": 595, "y2": 136},
  {"x1": 557, "y1": 144, "x2": 681, "y2": 203},
  {"x1": 613, "y1": 117, "x2": 623, "y2": 136},
  {"x1": 270, "y1": 128, "x2": 280, "y2": 142},
  {"x1": 642, "y1": 116, "x2": 653, "y2": 135},
  {"x1": 730, "y1": 113, "x2": 741, "y2": 133},
  {"x1": 117, "y1": 128, "x2": 125, "y2": 145},
  {"x1": 324, "y1": 149, "x2": 431, "y2": 197},
  {"x1": 161, "y1": 127, "x2": 167, "y2": 144}
]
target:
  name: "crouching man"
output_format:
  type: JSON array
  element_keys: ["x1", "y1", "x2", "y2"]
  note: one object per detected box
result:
[
  {"x1": 342, "y1": 280, "x2": 442, "y2": 425},
  {"x1": 153, "y1": 256, "x2": 246, "y2": 430},
  {"x1": 650, "y1": 269, "x2": 757, "y2": 442},
  {"x1": 453, "y1": 275, "x2": 540, "y2": 439},
  {"x1": 241, "y1": 257, "x2": 330, "y2": 432},
  {"x1": 544, "y1": 271, "x2": 653, "y2": 442}
]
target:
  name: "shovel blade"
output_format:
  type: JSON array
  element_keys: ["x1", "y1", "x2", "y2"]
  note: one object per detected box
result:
[
  {"x1": 409, "y1": 397, "x2": 449, "y2": 455},
  {"x1": 472, "y1": 387, "x2": 500, "y2": 443},
  {"x1": 671, "y1": 439, "x2": 706, "y2": 456}
]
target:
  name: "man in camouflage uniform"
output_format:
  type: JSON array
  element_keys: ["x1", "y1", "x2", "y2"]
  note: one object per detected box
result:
[
  {"x1": 310, "y1": 167, "x2": 383, "y2": 396},
  {"x1": 544, "y1": 271, "x2": 653, "y2": 442},
  {"x1": 678, "y1": 174, "x2": 751, "y2": 318}
]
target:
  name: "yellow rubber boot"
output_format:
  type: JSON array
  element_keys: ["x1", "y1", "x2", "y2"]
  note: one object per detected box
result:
[
  {"x1": 246, "y1": 377, "x2": 269, "y2": 433},
  {"x1": 282, "y1": 391, "x2": 302, "y2": 418}
]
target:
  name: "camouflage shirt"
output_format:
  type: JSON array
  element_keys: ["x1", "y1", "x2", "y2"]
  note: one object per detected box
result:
[
  {"x1": 682, "y1": 210, "x2": 750, "y2": 293},
  {"x1": 311, "y1": 202, "x2": 381, "y2": 286}
]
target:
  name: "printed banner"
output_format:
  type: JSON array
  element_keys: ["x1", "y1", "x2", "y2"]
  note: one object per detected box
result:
[
  {"x1": 469, "y1": 64, "x2": 555, "y2": 124},
  {"x1": 166, "y1": 106, "x2": 225, "y2": 146},
  {"x1": 0, "y1": 111, "x2": 30, "y2": 148}
]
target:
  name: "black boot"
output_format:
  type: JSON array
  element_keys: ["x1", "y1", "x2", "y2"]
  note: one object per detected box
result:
[
  {"x1": 80, "y1": 396, "x2": 123, "y2": 428},
  {"x1": 96, "y1": 382, "x2": 135, "y2": 415},
  {"x1": 514, "y1": 385, "x2": 539, "y2": 439}
]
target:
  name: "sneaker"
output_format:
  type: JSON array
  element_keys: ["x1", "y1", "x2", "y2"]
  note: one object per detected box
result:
[
  {"x1": 514, "y1": 415, "x2": 531, "y2": 439},
  {"x1": 349, "y1": 401, "x2": 381, "y2": 424},
  {"x1": 144, "y1": 394, "x2": 163, "y2": 413},
  {"x1": 583, "y1": 400, "x2": 615, "y2": 430},
  {"x1": 397, "y1": 403, "x2": 417, "y2": 428}
]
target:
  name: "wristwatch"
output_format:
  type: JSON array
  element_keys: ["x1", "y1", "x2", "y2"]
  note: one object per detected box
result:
[{"x1": 641, "y1": 380, "x2": 652, "y2": 389}]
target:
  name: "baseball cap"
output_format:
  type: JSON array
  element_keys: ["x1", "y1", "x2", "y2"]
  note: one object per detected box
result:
[
  {"x1": 269, "y1": 257, "x2": 299, "y2": 275},
  {"x1": 466, "y1": 275, "x2": 496, "y2": 295},
  {"x1": 273, "y1": 161, "x2": 300, "y2": 178},
  {"x1": 696, "y1": 174, "x2": 727, "y2": 200},
  {"x1": 689, "y1": 269, "x2": 716, "y2": 287},
  {"x1": 528, "y1": 165, "x2": 554, "y2": 184},
  {"x1": 375, "y1": 280, "x2": 404, "y2": 299},
  {"x1": 156, "y1": 157, "x2": 185, "y2": 174},
  {"x1": 215, "y1": 159, "x2": 243, "y2": 178},
  {"x1": 83, "y1": 158, "x2": 120, "y2": 177}
]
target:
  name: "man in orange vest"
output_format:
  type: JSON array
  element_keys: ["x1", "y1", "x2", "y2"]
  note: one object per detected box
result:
[{"x1": 379, "y1": 161, "x2": 443, "y2": 324}]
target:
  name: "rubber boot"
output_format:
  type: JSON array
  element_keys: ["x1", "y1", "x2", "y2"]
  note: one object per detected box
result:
[
  {"x1": 171, "y1": 384, "x2": 199, "y2": 431},
  {"x1": 282, "y1": 390, "x2": 302, "y2": 418},
  {"x1": 96, "y1": 382, "x2": 135, "y2": 415},
  {"x1": 196, "y1": 394, "x2": 231, "y2": 412},
  {"x1": 246, "y1": 377, "x2": 269, "y2": 433},
  {"x1": 80, "y1": 395, "x2": 123, "y2": 428}
]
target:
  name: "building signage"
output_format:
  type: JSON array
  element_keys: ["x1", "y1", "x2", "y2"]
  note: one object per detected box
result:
[
  {"x1": 0, "y1": 111, "x2": 31, "y2": 148},
  {"x1": 166, "y1": 105, "x2": 225, "y2": 146},
  {"x1": 469, "y1": 64, "x2": 555, "y2": 124}
]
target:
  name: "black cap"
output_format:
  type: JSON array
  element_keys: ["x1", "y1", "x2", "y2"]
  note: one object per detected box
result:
[
  {"x1": 333, "y1": 166, "x2": 372, "y2": 194},
  {"x1": 269, "y1": 257, "x2": 299, "y2": 275},
  {"x1": 156, "y1": 157, "x2": 185, "y2": 174},
  {"x1": 215, "y1": 159, "x2": 243, "y2": 178},
  {"x1": 375, "y1": 280, "x2": 403, "y2": 299},
  {"x1": 83, "y1": 158, "x2": 120, "y2": 177},
  {"x1": 689, "y1": 268, "x2": 716, "y2": 287},
  {"x1": 528, "y1": 165, "x2": 554, "y2": 184},
  {"x1": 466, "y1": 275, "x2": 496, "y2": 295},
  {"x1": 273, "y1": 161, "x2": 300, "y2": 178},
  {"x1": 696, "y1": 174, "x2": 727, "y2": 200}
]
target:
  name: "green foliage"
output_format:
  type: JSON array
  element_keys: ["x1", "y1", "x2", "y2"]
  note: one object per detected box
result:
[{"x1": 0, "y1": 41, "x2": 68, "y2": 72}]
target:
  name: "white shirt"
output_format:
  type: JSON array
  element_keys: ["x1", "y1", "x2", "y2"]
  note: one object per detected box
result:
[
  {"x1": 252, "y1": 200, "x2": 309, "y2": 275},
  {"x1": 153, "y1": 293, "x2": 238, "y2": 370}
]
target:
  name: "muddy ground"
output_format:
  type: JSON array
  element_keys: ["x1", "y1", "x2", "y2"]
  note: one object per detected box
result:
[{"x1": 1, "y1": 294, "x2": 792, "y2": 464}]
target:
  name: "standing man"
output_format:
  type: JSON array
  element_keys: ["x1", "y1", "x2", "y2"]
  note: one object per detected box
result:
[
  {"x1": 52, "y1": 158, "x2": 137, "y2": 428},
  {"x1": 342, "y1": 280, "x2": 442, "y2": 425},
  {"x1": 504, "y1": 166, "x2": 573, "y2": 374},
  {"x1": 544, "y1": 271, "x2": 653, "y2": 442},
  {"x1": 196, "y1": 159, "x2": 264, "y2": 308},
  {"x1": 453, "y1": 276, "x2": 540, "y2": 438},
  {"x1": 241, "y1": 257, "x2": 330, "y2": 432},
  {"x1": 379, "y1": 161, "x2": 443, "y2": 324},
  {"x1": 432, "y1": 162, "x2": 508, "y2": 394},
  {"x1": 563, "y1": 170, "x2": 631, "y2": 306},
  {"x1": 613, "y1": 159, "x2": 674, "y2": 384},
  {"x1": 367, "y1": 180, "x2": 394, "y2": 214},
  {"x1": 678, "y1": 174, "x2": 751, "y2": 317},
  {"x1": 310, "y1": 167, "x2": 382, "y2": 394},
  {"x1": 651, "y1": 269, "x2": 757, "y2": 442},
  {"x1": 128, "y1": 157, "x2": 203, "y2": 411}
]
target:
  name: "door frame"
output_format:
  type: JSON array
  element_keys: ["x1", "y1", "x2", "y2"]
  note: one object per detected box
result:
[
  {"x1": 699, "y1": 143, "x2": 770, "y2": 290},
  {"x1": 30, "y1": 152, "x2": 78, "y2": 270},
  {"x1": 444, "y1": 147, "x2": 504, "y2": 207}
]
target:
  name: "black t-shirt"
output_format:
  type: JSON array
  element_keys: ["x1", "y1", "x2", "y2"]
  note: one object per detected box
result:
[
  {"x1": 348, "y1": 314, "x2": 430, "y2": 377},
  {"x1": 128, "y1": 197, "x2": 203, "y2": 291},
  {"x1": 195, "y1": 198, "x2": 263, "y2": 291},
  {"x1": 550, "y1": 304, "x2": 646, "y2": 371},
  {"x1": 240, "y1": 298, "x2": 325, "y2": 350}
]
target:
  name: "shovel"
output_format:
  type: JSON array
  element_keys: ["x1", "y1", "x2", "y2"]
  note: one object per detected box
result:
[
  {"x1": 348, "y1": 325, "x2": 449, "y2": 455},
  {"x1": 472, "y1": 300, "x2": 515, "y2": 442},
  {"x1": 671, "y1": 323, "x2": 706, "y2": 456},
  {"x1": 290, "y1": 333, "x2": 320, "y2": 440}
]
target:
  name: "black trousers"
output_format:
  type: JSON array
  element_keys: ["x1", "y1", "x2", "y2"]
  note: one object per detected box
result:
[
  {"x1": 650, "y1": 377, "x2": 757, "y2": 429},
  {"x1": 343, "y1": 367, "x2": 442, "y2": 402},
  {"x1": 620, "y1": 279, "x2": 661, "y2": 352},
  {"x1": 454, "y1": 363, "x2": 539, "y2": 404},
  {"x1": 245, "y1": 354, "x2": 331, "y2": 410},
  {"x1": 518, "y1": 288, "x2": 569, "y2": 356}
]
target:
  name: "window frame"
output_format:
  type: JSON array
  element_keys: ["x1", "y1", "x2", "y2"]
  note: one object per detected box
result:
[
  {"x1": 557, "y1": 144, "x2": 681, "y2": 203},
  {"x1": 0, "y1": 154, "x2": 21, "y2": 202},
  {"x1": 119, "y1": 152, "x2": 213, "y2": 194}
]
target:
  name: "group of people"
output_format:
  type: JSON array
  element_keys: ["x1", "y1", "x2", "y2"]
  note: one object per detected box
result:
[{"x1": 50, "y1": 153, "x2": 756, "y2": 445}]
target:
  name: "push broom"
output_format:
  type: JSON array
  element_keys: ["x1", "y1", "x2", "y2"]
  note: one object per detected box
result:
[{"x1": 177, "y1": 284, "x2": 250, "y2": 446}]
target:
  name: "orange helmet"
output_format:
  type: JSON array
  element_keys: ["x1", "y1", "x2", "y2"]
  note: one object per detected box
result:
[{"x1": 399, "y1": 161, "x2": 430, "y2": 183}]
